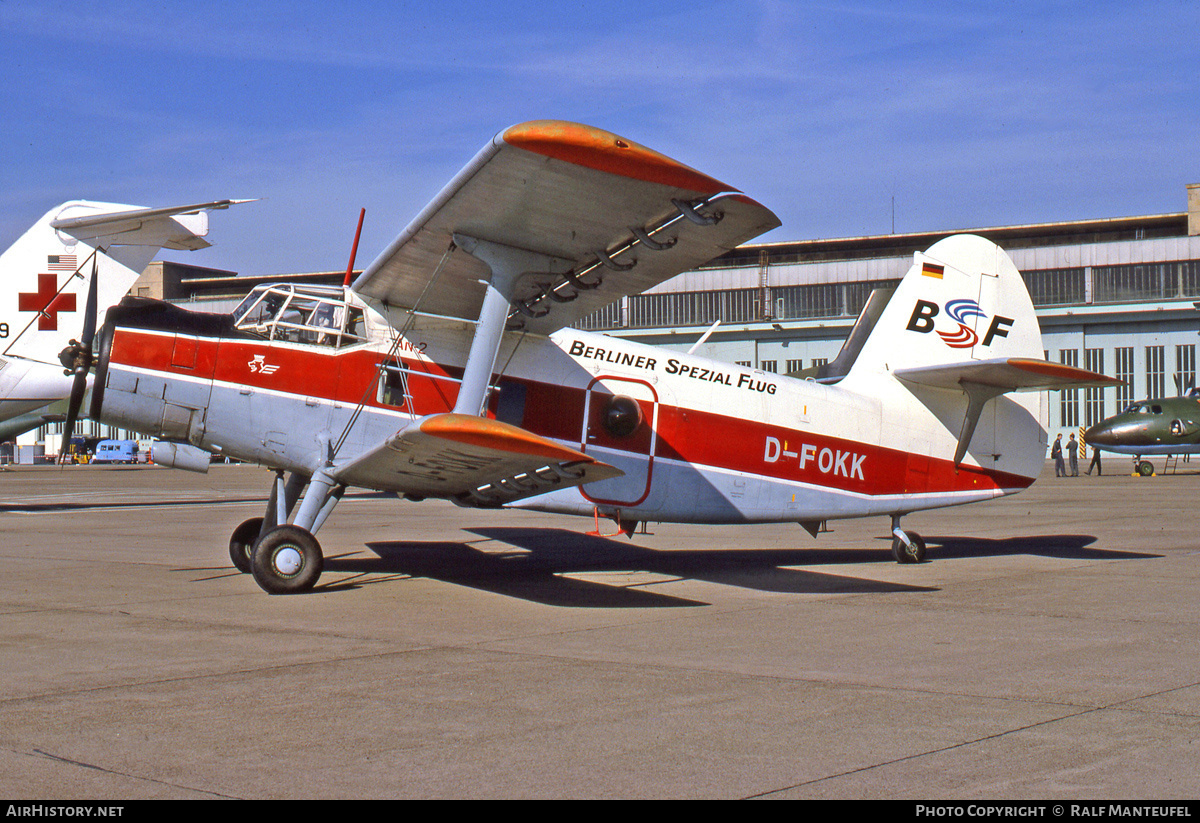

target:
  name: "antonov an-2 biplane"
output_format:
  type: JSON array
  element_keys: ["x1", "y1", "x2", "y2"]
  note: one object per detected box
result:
[{"x1": 72, "y1": 121, "x2": 1116, "y2": 594}]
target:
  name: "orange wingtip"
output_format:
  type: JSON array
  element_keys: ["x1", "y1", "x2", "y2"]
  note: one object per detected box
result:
[
  {"x1": 419, "y1": 413, "x2": 596, "y2": 463},
  {"x1": 501, "y1": 120, "x2": 731, "y2": 195},
  {"x1": 1008, "y1": 358, "x2": 1122, "y2": 384}
]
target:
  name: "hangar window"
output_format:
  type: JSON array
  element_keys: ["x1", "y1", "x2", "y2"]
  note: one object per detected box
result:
[
  {"x1": 1093, "y1": 262, "x2": 1199, "y2": 304},
  {"x1": 1115, "y1": 347, "x2": 1135, "y2": 410},
  {"x1": 575, "y1": 300, "x2": 624, "y2": 331},
  {"x1": 628, "y1": 288, "x2": 759, "y2": 327},
  {"x1": 773, "y1": 280, "x2": 899, "y2": 321},
  {"x1": 1175, "y1": 344, "x2": 1195, "y2": 394},
  {"x1": 1059, "y1": 349, "x2": 1079, "y2": 427},
  {"x1": 1085, "y1": 348, "x2": 1105, "y2": 426},
  {"x1": 1146, "y1": 345, "x2": 1165, "y2": 399},
  {"x1": 1022, "y1": 268, "x2": 1086, "y2": 306}
]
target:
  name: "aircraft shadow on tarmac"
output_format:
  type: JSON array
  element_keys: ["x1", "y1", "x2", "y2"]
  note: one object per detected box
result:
[
  {"x1": 318, "y1": 527, "x2": 1155, "y2": 607},
  {"x1": 334, "y1": 529, "x2": 926, "y2": 606},
  {"x1": 920, "y1": 534, "x2": 1158, "y2": 561}
]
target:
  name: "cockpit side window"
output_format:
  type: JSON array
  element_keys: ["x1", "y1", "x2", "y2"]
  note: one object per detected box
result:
[{"x1": 231, "y1": 286, "x2": 274, "y2": 327}]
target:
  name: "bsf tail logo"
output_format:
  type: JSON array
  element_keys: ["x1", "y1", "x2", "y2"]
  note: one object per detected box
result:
[{"x1": 906, "y1": 299, "x2": 1014, "y2": 349}]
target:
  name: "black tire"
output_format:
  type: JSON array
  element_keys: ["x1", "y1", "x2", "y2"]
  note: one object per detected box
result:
[
  {"x1": 1137, "y1": 461, "x2": 1154, "y2": 477},
  {"x1": 250, "y1": 525, "x2": 323, "y2": 594},
  {"x1": 229, "y1": 517, "x2": 265, "y2": 573},
  {"x1": 892, "y1": 531, "x2": 926, "y2": 563}
]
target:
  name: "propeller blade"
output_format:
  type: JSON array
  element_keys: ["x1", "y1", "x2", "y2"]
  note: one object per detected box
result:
[
  {"x1": 58, "y1": 371, "x2": 88, "y2": 461},
  {"x1": 81, "y1": 253, "x2": 99, "y2": 347},
  {"x1": 59, "y1": 253, "x2": 100, "y2": 462}
]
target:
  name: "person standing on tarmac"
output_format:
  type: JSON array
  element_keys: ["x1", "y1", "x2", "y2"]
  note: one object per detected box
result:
[
  {"x1": 1052, "y1": 434, "x2": 1066, "y2": 477},
  {"x1": 1067, "y1": 433, "x2": 1080, "y2": 476}
]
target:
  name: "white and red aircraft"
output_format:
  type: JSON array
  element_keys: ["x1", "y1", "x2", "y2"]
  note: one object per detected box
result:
[
  {"x1": 0, "y1": 199, "x2": 244, "y2": 441},
  {"x1": 77, "y1": 121, "x2": 1115, "y2": 594}
]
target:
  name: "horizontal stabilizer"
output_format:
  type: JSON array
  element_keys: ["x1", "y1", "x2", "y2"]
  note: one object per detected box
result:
[
  {"x1": 896, "y1": 357, "x2": 1119, "y2": 468},
  {"x1": 895, "y1": 357, "x2": 1121, "y2": 393},
  {"x1": 51, "y1": 199, "x2": 254, "y2": 250},
  {"x1": 0, "y1": 406, "x2": 65, "y2": 441},
  {"x1": 332, "y1": 413, "x2": 624, "y2": 506}
]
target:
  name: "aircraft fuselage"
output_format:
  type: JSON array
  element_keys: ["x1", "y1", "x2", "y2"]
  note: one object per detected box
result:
[{"x1": 92, "y1": 296, "x2": 1044, "y2": 526}]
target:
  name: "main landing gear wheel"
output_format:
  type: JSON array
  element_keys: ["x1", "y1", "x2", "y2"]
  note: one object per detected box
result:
[
  {"x1": 229, "y1": 517, "x2": 264, "y2": 574},
  {"x1": 892, "y1": 531, "x2": 926, "y2": 564},
  {"x1": 251, "y1": 525, "x2": 324, "y2": 594},
  {"x1": 1136, "y1": 460, "x2": 1154, "y2": 477}
]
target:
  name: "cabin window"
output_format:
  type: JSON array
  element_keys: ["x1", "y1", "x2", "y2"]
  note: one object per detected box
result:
[{"x1": 378, "y1": 361, "x2": 411, "y2": 410}]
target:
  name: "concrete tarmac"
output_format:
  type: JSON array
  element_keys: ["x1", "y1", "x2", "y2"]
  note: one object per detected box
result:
[{"x1": 1, "y1": 458, "x2": 1198, "y2": 799}]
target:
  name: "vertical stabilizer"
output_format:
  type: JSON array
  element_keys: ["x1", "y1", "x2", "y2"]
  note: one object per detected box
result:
[
  {"x1": 839, "y1": 234, "x2": 1051, "y2": 479},
  {"x1": 1, "y1": 199, "x2": 244, "y2": 366},
  {"x1": 846, "y1": 234, "x2": 1044, "y2": 379},
  {"x1": 0, "y1": 199, "x2": 246, "y2": 426}
]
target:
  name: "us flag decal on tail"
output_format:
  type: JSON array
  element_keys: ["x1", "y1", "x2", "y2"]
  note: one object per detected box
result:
[{"x1": 47, "y1": 254, "x2": 78, "y2": 271}]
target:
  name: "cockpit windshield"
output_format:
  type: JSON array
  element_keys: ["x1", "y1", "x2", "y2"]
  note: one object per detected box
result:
[{"x1": 231, "y1": 284, "x2": 367, "y2": 348}]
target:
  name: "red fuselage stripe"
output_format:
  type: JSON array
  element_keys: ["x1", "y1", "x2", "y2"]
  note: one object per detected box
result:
[{"x1": 108, "y1": 329, "x2": 1034, "y2": 497}]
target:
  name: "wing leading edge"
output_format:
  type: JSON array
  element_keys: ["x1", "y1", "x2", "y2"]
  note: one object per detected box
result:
[{"x1": 352, "y1": 120, "x2": 780, "y2": 335}]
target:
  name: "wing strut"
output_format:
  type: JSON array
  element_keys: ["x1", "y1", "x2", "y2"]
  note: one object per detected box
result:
[{"x1": 450, "y1": 233, "x2": 572, "y2": 417}]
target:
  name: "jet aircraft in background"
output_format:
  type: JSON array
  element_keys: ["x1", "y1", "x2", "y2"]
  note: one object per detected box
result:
[
  {"x1": 0, "y1": 200, "x2": 246, "y2": 442},
  {"x1": 72, "y1": 120, "x2": 1116, "y2": 594}
]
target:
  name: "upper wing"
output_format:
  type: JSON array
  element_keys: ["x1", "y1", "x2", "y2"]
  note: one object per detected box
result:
[
  {"x1": 331, "y1": 413, "x2": 623, "y2": 507},
  {"x1": 352, "y1": 121, "x2": 780, "y2": 335}
]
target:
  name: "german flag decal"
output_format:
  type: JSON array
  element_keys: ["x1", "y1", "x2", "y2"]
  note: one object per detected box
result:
[{"x1": 921, "y1": 262, "x2": 945, "y2": 278}]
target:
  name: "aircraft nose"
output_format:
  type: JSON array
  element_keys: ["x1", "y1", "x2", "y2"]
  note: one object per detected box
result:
[
  {"x1": 1086, "y1": 417, "x2": 1156, "y2": 448},
  {"x1": 1084, "y1": 421, "x2": 1117, "y2": 447}
]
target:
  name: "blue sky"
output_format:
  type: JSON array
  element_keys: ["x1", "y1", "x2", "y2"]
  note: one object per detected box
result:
[{"x1": 1, "y1": 0, "x2": 1196, "y2": 275}]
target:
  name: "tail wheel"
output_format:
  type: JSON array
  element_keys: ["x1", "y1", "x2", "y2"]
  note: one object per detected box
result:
[
  {"x1": 892, "y1": 531, "x2": 926, "y2": 563},
  {"x1": 251, "y1": 525, "x2": 323, "y2": 594},
  {"x1": 229, "y1": 517, "x2": 265, "y2": 574}
]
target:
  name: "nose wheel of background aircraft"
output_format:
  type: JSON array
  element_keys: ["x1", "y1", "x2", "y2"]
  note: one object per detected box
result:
[{"x1": 250, "y1": 525, "x2": 324, "y2": 594}]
